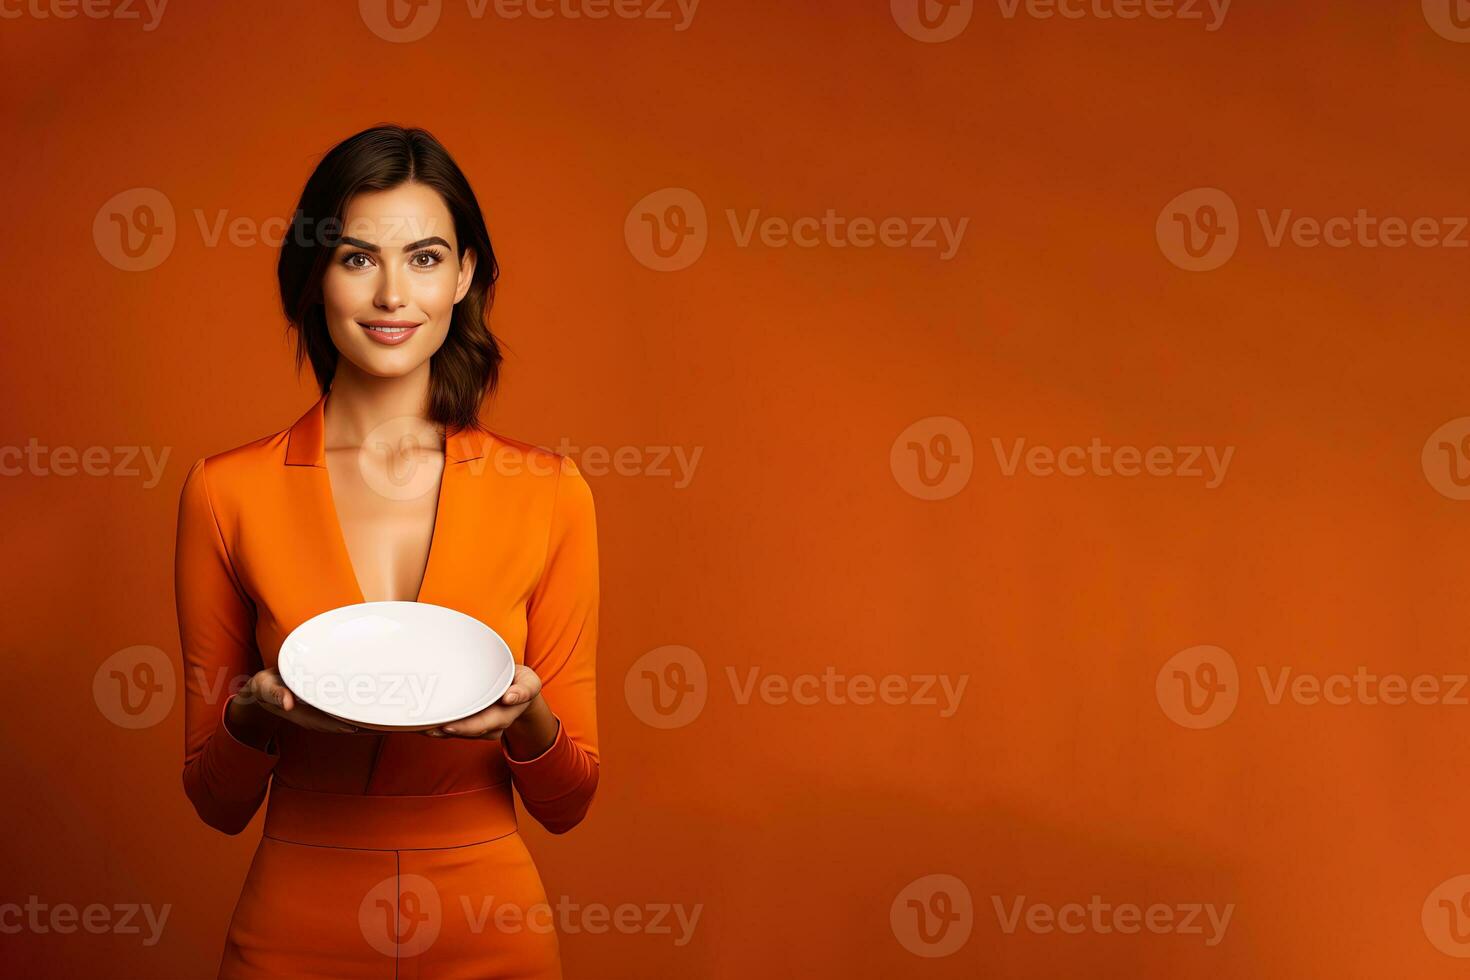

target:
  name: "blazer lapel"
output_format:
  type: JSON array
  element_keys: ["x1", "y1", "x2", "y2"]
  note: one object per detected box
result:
[{"x1": 282, "y1": 391, "x2": 493, "y2": 607}]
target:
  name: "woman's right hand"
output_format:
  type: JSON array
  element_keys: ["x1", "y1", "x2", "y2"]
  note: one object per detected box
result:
[{"x1": 226, "y1": 668, "x2": 359, "y2": 748}]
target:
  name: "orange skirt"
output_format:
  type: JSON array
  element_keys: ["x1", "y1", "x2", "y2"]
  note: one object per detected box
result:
[{"x1": 219, "y1": 784, "x2": 561, "y2": 979}]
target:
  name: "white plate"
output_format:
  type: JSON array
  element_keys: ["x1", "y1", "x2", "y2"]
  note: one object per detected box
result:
[{"x1": 278, "y1": 601, "x2": 516, "y2": 731}]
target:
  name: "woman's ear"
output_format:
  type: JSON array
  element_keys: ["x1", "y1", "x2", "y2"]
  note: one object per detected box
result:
[{"x1": 454, "y1": 248, "x2": 476, "y2": 304}]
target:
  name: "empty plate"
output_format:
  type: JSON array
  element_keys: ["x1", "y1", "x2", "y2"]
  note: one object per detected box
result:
[{"x1": 277, "y1": 601, "x2": 516, "y2": 731}]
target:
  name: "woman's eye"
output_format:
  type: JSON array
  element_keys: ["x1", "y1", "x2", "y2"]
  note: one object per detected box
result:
[
  {"x1": 343, "y1": 252, "x2": 373, "y2": 269},
  {"x1": 412, "y1": 248, "x2": 446, "y2": 268}
]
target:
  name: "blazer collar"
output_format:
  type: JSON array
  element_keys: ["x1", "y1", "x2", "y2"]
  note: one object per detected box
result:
[{"x1": 284, "y1": 390, "x2": 489, "y2": 467}]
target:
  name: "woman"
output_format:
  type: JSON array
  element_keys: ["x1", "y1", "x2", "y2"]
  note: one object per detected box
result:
[{"x1": 174, "y1": 124, "x2": 600, "y2": 979}]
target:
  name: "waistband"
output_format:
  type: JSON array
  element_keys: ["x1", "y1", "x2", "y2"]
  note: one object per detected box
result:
[{"x1": 263, "y1": 782, "x2": 518, "y2": 851}]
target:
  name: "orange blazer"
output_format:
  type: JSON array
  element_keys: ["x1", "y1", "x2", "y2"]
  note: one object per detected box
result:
[{"x1": 174, "y1": 392, "x2": 600, "y2": 976}]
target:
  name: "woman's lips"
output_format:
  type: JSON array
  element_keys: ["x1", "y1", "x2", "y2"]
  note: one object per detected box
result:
[{"x1": 359, "y1": 321, "x2": 421, "y2": 346}]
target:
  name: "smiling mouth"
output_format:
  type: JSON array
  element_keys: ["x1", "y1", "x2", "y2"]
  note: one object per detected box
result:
[
  {"x1": 359, "y1": 322, "x2": 421, "y2": 334},
  {"x1": 358, "y1": 321, "x2": 423, "y2": 345}
]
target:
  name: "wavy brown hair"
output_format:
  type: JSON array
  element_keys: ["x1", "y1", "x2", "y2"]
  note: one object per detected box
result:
[{"x1": 277, "y1": 124, "x2": 503, "y2": 432}]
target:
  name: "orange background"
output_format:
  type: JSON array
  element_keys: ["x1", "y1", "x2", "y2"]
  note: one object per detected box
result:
[{"x1": 4, "y1": 1, "x2": 1470, "y2": 976}]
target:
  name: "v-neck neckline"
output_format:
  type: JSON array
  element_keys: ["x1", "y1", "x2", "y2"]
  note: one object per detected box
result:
[
  {"x1": 322, "y1": 445, "x2": 448, "y2": 606},
  {"x1": 283, "y1": 389, "x2": 495, "y2": 607}
]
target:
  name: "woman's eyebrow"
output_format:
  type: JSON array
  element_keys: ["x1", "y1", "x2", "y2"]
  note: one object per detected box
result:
[{"x1": 339, "y1": 235, "x2": 452, "y2": 252}]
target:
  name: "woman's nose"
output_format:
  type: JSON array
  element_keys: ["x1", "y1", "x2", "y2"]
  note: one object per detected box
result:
[{"x1": 375, "y1": 264, "x2": 404, "y2": 309}]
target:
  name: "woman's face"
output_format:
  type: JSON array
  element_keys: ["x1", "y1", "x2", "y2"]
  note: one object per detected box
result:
[{"x1": 320, "y1": 182, "x2": 475, "y2": 379}]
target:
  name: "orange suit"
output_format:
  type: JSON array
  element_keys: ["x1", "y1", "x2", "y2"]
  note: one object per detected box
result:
[{"x1": 174, "y1": 391, "x2": 600, "y2": 979}]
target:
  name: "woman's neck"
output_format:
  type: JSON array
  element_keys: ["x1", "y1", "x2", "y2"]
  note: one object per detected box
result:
[{"x1": 321, "y1": 361, "x2": 441, "y2": 452}]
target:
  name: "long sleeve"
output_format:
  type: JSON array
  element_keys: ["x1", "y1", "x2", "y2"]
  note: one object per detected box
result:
[
  {"x1": 504, "y1": 455, "x2": 601, "y2": 834},
  {"x1": 175, "y1": 457, "x2": 279, "y2": 835}
]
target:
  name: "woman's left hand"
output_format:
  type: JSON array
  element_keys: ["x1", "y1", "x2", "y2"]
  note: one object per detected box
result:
[{"x1": 424, "y1": 664, "x2": 543, "y2": 740}]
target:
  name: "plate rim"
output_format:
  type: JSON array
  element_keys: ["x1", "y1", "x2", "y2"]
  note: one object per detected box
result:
[{"x1": 277, "y1": 600, "x2": 516, "y2": 729}]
